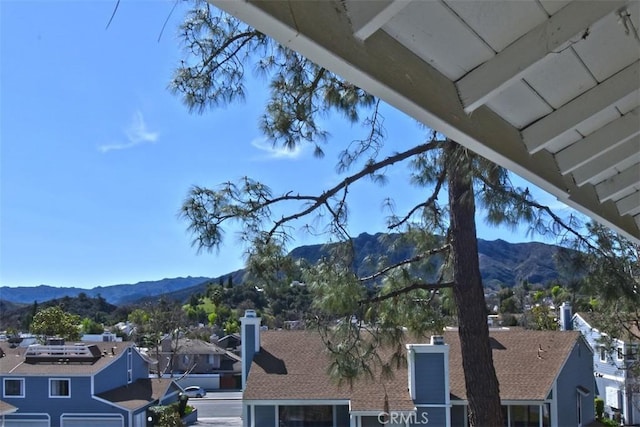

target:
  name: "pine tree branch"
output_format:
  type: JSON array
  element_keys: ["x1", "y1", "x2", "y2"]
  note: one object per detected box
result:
[
  {"x1": 359, "y1": 244, "x2": 450, "y2": 283},
  {"x1": 360, "y1": 281, "x2": 455, "y2": 305},
  {"x1": 477, "y1": 174, "x2": 602, "y2": 255},
  {"x1": 388, "y1": 167, "x2": 446, "y2": 230},
  {"x1": 267, "y1": 140, "x2": 441, "y2": 236}
]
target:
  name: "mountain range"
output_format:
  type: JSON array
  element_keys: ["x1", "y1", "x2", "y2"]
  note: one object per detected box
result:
[{"x1": 0, "y1": 233, "x2": 566, "y2": 306}]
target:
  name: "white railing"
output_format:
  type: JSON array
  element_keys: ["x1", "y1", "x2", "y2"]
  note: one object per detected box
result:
[{"x1": 25, "y1": 344, "x2": 95, "y2": 358}]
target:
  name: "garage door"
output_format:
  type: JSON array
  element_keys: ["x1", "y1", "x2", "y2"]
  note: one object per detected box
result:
[
  {"x1": 61, "y1": 414, "x2": 124, "y2": 427},
  {"x1": 3, "y1": 413, "x2": 50, "y2": 427}
]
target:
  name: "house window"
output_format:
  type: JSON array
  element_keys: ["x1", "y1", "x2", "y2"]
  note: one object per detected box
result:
[
  {"x1": 278, "y1": 405, "x2": 332, "y2": 427},
  {"x1": 617, "y1": 347, "x2": 624, "y2": 361},
  {"x1": 3, "y1": 378, "x2": 24, "y2": 398},
  {"x1": 207, "y1": 354, "x2": 214, "y2": 364},
  {"x1": 127, "y1": 348, "x2": 133, "y2": 384},
  {"x1": 49, "y1": 378, "x2": 70, "y2": 398},
  {"x1": 509, "y1": 405, "x2": 542, "y2": 427},
  {"x1": 599, "y1": 346, "x2": 607, "y2": 362},
  {"x1": 577, "y1": 394, "x2": 583, "y2": 427},
  {"x1": 626, "y1": 345, "x2": 638, "y2": 361}
]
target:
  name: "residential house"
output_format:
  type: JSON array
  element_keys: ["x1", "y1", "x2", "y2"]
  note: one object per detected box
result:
[
  {"x1": 156, "y1": 336, "x2": 241, "y2": 389},
  {"x1": 0, "y1": 339, "x2": 182, "y2": 427},
  {"x1": 240, "y1": 311, "x2": 595, "y2": 427},
  {"x1": 571, "y1": 309, "x2": 640, "y2": 424},
  {"x1": 216, "y1": 333, "x2": 241, "y2": 352}
]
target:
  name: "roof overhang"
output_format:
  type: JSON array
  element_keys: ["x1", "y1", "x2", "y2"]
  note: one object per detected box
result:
[{"x1": 209, "y1": 0, "x2": 640, "y2": 243}]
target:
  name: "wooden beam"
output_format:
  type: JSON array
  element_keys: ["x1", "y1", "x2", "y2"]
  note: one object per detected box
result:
[
  {"x1": 456, "y1": 0, "x2": 626, "y2": 113},
  {"x1": 616, "y1": 191, "x2": 640, "y2": 216},
  {"x1": 523, "y1": 60, "x2": 640, "y2": 154},
  {"x1": 555, "y1": 107, "x2": 640, "y2": 175},
  {"x1": 348, "y1": 0, "x2": 411, "y2": 41},
  {"x1": 595, "y1": 164, "x2": 640, "y2": 202},
  {"x1": 571, "y1": 135, "x2": 640, "y2": 186}
]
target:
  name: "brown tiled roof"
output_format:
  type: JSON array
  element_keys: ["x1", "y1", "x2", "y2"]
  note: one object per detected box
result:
[
  {"x1": 160, "y1": 338, "x2": 227, "y2": 355},
  {"x1": 244, "y1": 330, "x2": 415, "y2": 412},
  {"x1": 245, "y1": 329, "x2": 582, "y2": 407},
  {"x1": 0, "y1": 341, "x2": 135, "y2": 375},
  {"x1": 447, "y1": 329, "x2": 582, "y2": 400},
  {"x1": 0, "y1": 400, "x2": 17, "y2": 415},
  {"x1": 96, "y1": 378, "x2": 179, "y2": 411}
]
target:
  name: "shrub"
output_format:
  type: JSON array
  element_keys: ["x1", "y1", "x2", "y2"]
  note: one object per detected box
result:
[
  {"x1": 599, "y1": 417, "x2": 619, "y2": 427},
  {"x1": 595, "y1": 397, "x2": 604, "y2": 419}
]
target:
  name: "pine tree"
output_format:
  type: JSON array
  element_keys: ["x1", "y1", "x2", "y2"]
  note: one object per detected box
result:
[{"x1": 169, "y1": 4, "x2": 582, "y2": 425}]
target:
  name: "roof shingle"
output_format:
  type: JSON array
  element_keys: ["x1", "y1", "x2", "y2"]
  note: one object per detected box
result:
[{"x1": 245, "y1": 329, "x2": 584, "y2": 408}]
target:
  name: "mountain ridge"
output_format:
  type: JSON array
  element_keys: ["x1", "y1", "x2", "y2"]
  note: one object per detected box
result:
[{"x1": 0, "y1": 234, "x2": 566, "y2": 305}]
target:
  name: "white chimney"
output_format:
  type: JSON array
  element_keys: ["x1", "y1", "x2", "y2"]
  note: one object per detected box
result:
[
  {"x1": 240, "y1": 310, "x2": 261, "y2": 391},
  {"x1": 559, "y1": 302, "x2": 573, "y2": 331}
]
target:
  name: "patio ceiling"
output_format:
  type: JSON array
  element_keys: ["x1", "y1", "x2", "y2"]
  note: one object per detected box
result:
[{"x1": 210, "y1": 0, "x2": 640, "y2": 243}]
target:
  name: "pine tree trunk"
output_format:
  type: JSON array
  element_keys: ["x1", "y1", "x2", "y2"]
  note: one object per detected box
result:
[{"x1": 446, "y1": 140, "x2": 503, "y2": 427}]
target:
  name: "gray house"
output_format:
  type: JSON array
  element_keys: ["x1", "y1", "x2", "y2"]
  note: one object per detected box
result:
[
  {"x1": 572, "y1": 310, "x2": 640, "y2": 424},
  {"x1": 0, "y1": 339, "x2": 182, "y2": 427},
  {"x1": 240, "y1": 311, "x2": 595, "y2": 427}
]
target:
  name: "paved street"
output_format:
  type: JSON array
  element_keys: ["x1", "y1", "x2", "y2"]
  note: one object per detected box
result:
[{"x1": 189, "y1": 391, "x2": 242, "y2": 426}]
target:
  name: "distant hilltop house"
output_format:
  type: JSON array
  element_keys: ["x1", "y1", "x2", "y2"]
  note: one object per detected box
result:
[
  {"x1": 567, "y1": 304, "x2": 640, "y2": 425},
  {"x1": 0, "y1": 337, "x2": 182, "y2": 427},
  {"x1": 81, "y1": 331, "x2": 122, "y2": 343},
  {"x1": 239, "y1": 310, "x2": 595, "y2": 427}
]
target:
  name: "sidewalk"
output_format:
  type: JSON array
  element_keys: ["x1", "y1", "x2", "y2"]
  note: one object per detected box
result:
[
  {"x1": 203, "y1": 390, "x2": 242, "y2": 400},
  {"x1": 194, "y1": 417, "x2": 242, "y2": 426}
]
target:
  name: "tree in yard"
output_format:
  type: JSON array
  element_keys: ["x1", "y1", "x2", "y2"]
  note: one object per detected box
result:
[
  {"x1": 30, "y1": 306, "x2": 81, "y2": 342},
  {"x1": 170, "y1": 4, "x2": 584, "y2": 425},
  {"x1": 128, "y1": 299, "x2": 187, "y2": 377},
  {"x1": 566, "y1": 223, "x2": 640, "y2": 404}
]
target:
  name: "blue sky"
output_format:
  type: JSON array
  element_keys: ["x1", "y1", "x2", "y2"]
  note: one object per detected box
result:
[{"x1": 0, "y1": 1, "x2": 569, "y2": 289}]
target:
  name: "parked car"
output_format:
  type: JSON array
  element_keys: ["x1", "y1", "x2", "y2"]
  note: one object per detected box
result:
[{"x1": 183, "y1": 385, "x2": 206, "y2": 398}]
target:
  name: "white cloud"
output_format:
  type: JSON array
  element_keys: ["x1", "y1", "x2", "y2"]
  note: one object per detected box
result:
[
  {"x1": 250, "y1": 137, "x2": 306, "y2": 160},
  {"x1": 99, "y1": 110, "x2": 159, "y2": 153}
]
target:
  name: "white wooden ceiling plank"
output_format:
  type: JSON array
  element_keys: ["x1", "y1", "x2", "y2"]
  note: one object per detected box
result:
[
  {"x1": 555, "y1": 108, "x2": 640, "y2": 174},
  {"x1": 571, "y1": 135, "x2": 640, "y2": 186},
  {"x1": 538, "y1": 0, "x2": 572, "y2": 15},
  {"x1": 573, "y1": 3, "x2": 640, "y2": 82},
  {"x1": 523, "y1": 60, "x2": 640, "y2": 153},
  {"x1": 485, "y1": 80, "x2": 552, "y2": 128},
  {"x1": 456, "y1": 0, "x2": 626, "y2": 113},
  {"x1": 595, "y1": 164, "x2": 640, "y2": 202},
  {"x1": 444, "y1": 1, "x2": 547, "y2": 52},
  {"x1": 384, "y1": 1, "x2": 494, "y2": 80},
  {"x1": 616, "y1": 91, "x2": 640, "y2": 115},
  {"x1": 574, "y1": 106, "x2": 622, "y2": 136},
  {"x1": 347, "y1": 0, "x2": 411, "y2": 41},
  {"x1": 616, "y1": 191, "x2": 640, "y2": 216},
  {"x1": 524, "y1": 48, "x2": 597, "y2": 109}
]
